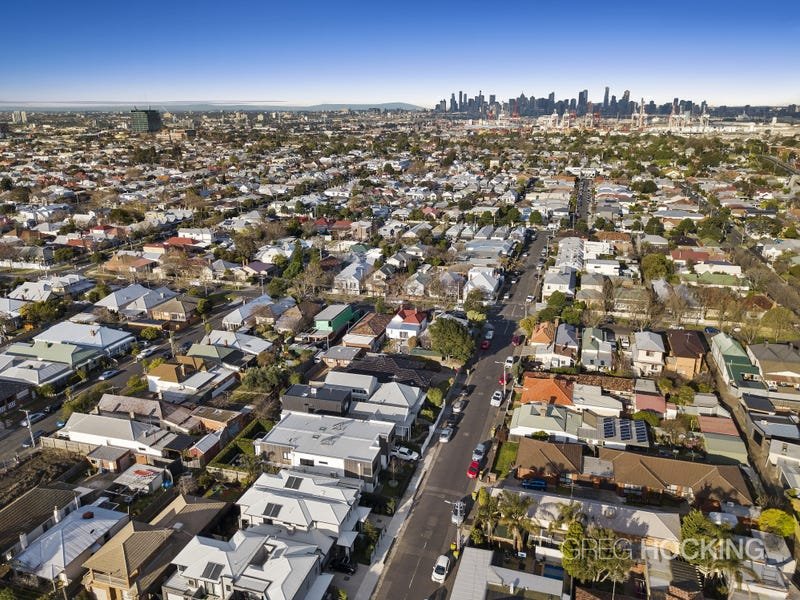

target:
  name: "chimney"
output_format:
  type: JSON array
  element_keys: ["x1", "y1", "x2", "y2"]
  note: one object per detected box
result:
[
  {"x1": 310, "y1": 387, "x2": 317, "y2": 396},
  {"x1": 18, "y1": 532, "x2": 28, "y2": 550},
  {"x1": 53, "y1": 506, "x2": 61, "y2": 524}
]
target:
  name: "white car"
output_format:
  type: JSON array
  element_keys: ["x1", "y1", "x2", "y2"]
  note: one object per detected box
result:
[
  {"x1": 452, "y1": 399, "x2": 466, "y2": 414},
  {"x1": 504, "y1": 356, "x2": 515, "y2": 369},
  {"x1": 439, "y1": 427, "x2": 454, "y2": 443},
  {"x1": 484, "y1": 329, "x2": 494, "y2": 340},
  {"x1": 431, "y1": 554, "x2": 450, "y2": 583},
  {"x1": 136, "y1": 346, "x2": 159, "y2": 360},
  {"x1": 391, "y1": 447, "x2": 420, "y2": 461},
  {"x1": 472, "y1": 442, "x2": 488, "y2": 463},
  {"x1": 20, "y1": 412, "x2": 46, "y2": 428},
  {"x1": 525, "y1": 295, "x2": 535, "y2": 303},
  {"x1": 490, "y1": 390, "x2": 503, "y2": 407}
]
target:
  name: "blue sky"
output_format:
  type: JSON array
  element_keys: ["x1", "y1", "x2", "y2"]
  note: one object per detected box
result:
[{"x1": 1, "y1": 0, "x2": 797, "y2": 107}]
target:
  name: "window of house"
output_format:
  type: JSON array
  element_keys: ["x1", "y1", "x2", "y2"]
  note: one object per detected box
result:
[
  {"x1": 300, "y1": 458, "x2": 314, "y2": 467},
  {"x1": 282, "y1": 451, "x2": 290, "y2": 460}
]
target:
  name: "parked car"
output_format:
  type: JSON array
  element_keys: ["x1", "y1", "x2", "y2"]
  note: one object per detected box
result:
[
  {"x1": 511, "y1": 334, "x2": 523, "y2": 346},
  {"x1": 490, "y1": 390, "x2": 504, "y2": 407},
  {"x1": 704, "y1": 326, "x2": 721, "y2": 335},
  {"x1": 480, "y1": 339, "x2": 491, "y2": 350},
  {"x1": 446, "y1": 413, "x2": 460, "y2": 428},
  {"x1": 466, "y1": 460, "x2": 480, "y2": 479},
  {"x1": 22, "y1": 430, "x2": 45, "y2": 448},
  {"x1": 520, "y1": 478, "x2": 547, "y2": 491},
  {"x1": 431, "y1": 554, "x2": 451, "y2": 583},
  {"x1": 451, "y1": 399, "x2": 466, "y2": 414},
  {"x1": 525, "y1": 295, "x2": 535, "y2": 303},
  {"x1": 439, "y1": 427, "x2": 454, "y2": 443},
  {"x1": 20, "y1": 412, "x2": 45, "y2": 427},
  {"x1": 484, "y1": 329, "x2": 494, "y2": 340},
  {"x1": 472, "y1": 442, "x2": 488, "y2": 463},
  {"x1": 498, "y1": 374, "x2": 510, "y2": 386},
  {"x1": 391, "y1": 447, "x2": 420, "y2": 461},
  {"x1": 56, "y1": 419, "x2": 66, "y2": 428},
  {"x1": 136, "y1": 346, "x2": 159, "y2": 360},
  {"x1": 329, "y1": 558, "x2": 358, "y2": 575},
  {"x1": 504, "y1": 356, "x2": 515, "y2": 369},
  {"x1": 98, "y1": 368, "x2": 120, "y2": 381},
  {"x1": 450, "y1": 500, "x2": 465, "y2": 526}
]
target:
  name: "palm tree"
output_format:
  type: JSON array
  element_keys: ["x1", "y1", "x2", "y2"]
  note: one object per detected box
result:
[
  {"x1": 497, "y1": 491, "x2": 535, "y2": 552},
  {"x1": 551, "y1": 501, "x2": 584, "y2": 533},
  {"x1": 475, "y1": 494, "x2": 501, "y2": 544}
]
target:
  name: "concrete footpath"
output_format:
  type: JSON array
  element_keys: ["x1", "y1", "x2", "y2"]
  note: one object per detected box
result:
[{"x1": 353, "y1": 369, "x2": 469, "y2": 600}]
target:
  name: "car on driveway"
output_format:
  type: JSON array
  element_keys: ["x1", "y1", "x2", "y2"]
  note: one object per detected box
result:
[
  {"x1": 431, "y1": 554, "x2": 451, "y2": 583},
  {"x1": 466, "y1": 460, "x2": 480, "y2": 479},
  {"x1": 451, "y1": 500, "x2": 465, "y2": 526},
  {"x1": 329, "y1": 557, "x2": 358, "y2": 574},
  {"x1": 20, "y1": 412, "x2": 45, "y2": 427},
  {"x1": 452, "y1": 399, "x2": 466, "y2": 414},
  {"x1": 391, "y1": 446, "x2": 419, "y2": 461},
  {"x1": 439, "y1": 427, "x2": 454, "y2": 443}
]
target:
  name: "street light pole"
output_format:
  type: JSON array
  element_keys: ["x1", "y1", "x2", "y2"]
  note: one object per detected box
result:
[{"x1": 23, "y1": 409, "x2": 36, "y2": 449}]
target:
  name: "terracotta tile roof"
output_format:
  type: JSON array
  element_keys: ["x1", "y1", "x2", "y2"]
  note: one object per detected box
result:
[
  {"x1": 598, "y1": 448, "x2": 752, "y2": 505},
  {"x1": 516, "y1": 438, "x2": 583, "y2": 477},
  {"x1": 521, "y1": 376, "x2": 573, "y2": 406},
  {"x1": 697, "y1": 415, "x2": 739, "y2": 437}
]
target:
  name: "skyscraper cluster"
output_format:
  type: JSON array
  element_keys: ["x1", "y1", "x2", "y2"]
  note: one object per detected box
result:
[{"x1": 436, "y1": 86, "x2": 710, "y2": 119}]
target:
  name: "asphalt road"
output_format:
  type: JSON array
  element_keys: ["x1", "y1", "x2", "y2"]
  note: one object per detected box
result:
[{"x1": 373, "y1": 232, "x2": 550, "y2": 600}]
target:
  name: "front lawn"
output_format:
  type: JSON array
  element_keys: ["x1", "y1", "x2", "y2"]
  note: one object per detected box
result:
[{"x1": 491, "y1": 441, "x2": 519, "y2": 479}]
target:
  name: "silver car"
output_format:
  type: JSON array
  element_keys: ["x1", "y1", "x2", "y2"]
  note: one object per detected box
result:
[{"x1": 451, "y1": 500, "x2": 465, "y2": 526}]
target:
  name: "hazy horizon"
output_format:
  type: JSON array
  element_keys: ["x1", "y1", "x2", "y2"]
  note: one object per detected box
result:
[{"x1": 2, "y1": 0, "x2": 798, "y2": 108}]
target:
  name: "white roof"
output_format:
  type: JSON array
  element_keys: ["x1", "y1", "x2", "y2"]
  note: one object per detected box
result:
[
  {"x1": 367, "y1": 381, "x2": 424, "y2": 410},
  {"x1": 34, "y1": 321, "x2": 134, "y2": 351},
  {"x1": 0, "y1": 359, "x2": 71, "y2": 386},
  {"x1": 259, "y1": 412, "x2": 393, "y2": 462},
  {"x1": 202, "y1": 329, "x2": 273, "y2": 355},
  {"x1": 171, "y1": 527, "x2": 326, "y2": 600},
  {"x1": 13, "y1": 499, "x2": 127, "y2": 580},
  {"x1": 324, "y1": 371, "x2": 378, "y2": 393},
  {"x1": 222, "y1": 294, "x2": 273, "y2": 327},
  {"x1": 237, "y1": 471, "x2": 360, "y2": 537},
  {"x1": 63, "y1": 412, "x2": 159, "y2": 442}
]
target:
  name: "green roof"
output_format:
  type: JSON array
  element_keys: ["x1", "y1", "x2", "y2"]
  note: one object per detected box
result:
[{"x1": 6, "y1": 340, "x2": 101, "y2": 368}]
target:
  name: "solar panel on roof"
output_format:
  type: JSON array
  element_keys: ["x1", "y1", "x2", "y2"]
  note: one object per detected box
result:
[
  {"x1": 284, "y1": 476, "x2": 303, "y2": 490},
  {"x1": 619, "y1": 421, "x2": 632, "y2": 440},
  {"x1": 603, "y1": 420, "x2": 615, "y2": 438},
  {"x1": 634, "y1": 421, "x2": 649, "y2": 442},
  {"x1": 201, "y1": 562, "x2": 224, "y2": 580},
  {"x1": 263, "y1": 502, "x2": 283, "y2": 518}
]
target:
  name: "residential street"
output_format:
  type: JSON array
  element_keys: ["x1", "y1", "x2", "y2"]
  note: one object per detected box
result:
[{"x1": 371, "y1": 233, "x2": 548, "y2": 600}]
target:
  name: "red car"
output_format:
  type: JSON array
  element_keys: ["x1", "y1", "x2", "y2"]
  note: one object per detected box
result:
[
  {"x1": 498, "y1": 374, "x2": 510, "y2": 386},
  {"x1": 511, "y1": 335, "x2": 522, "y2": 346},
  {"x1": 480, "y1": 339, "x2": 491, "y2": 350},
  {"x1": 466, "y1": 460, "x2": 480, "y2": 479}
]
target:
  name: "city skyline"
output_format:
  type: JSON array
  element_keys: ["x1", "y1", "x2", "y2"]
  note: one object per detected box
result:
[{"x1": 1, "y1": 0, "x2": 798, "y2": 107}]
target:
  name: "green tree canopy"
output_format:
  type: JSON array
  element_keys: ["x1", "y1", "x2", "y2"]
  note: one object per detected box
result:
[
  {"x1": 758, "y1": 508, "x2": 796, "y2": 537},
  {"x1": 428, "y1": 317, "x2": 474, "y2": 363},
  {"x1": 641, "y1": 253, "x2": 674, "y2": 281}
]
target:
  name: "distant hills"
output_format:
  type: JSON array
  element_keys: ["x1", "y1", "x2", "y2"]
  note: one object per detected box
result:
[{"x1": 0, "y1": 101, "x2": 427, "y2": 113}]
